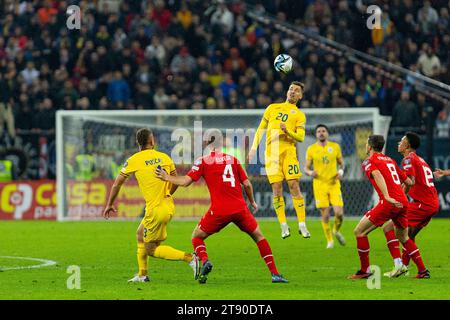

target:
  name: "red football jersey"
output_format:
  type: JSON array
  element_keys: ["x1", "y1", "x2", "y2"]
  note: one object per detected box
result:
[
  {"x1": 187, "y1": 151, "x2": 249, "y2": 215},
  {"x1": 362, "y1": 152, "x2": 408, "y2": 205},
  {"x1": 401, "y1": 152, "x2": 439, "y2": 208}
]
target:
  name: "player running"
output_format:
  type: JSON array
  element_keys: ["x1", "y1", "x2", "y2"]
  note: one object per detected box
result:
[
  {"x1": 247, "y1": 81, "x2": 310, "y2": 239},
  {"x1": 383, "y1": 132, "x2": 438, "y2": 278},
  {"x1": 156, "y1": 137, "x2": 288, "y2": 284},
  {"x1": 103, "y1": 128, "x2": 199, "y2": 283},
  {"x1": 305, "y1": 124, "x2": 346, "y2": 249},
  {"x1": 350, "y1": 135, "x2": 429, "y2": 279}
]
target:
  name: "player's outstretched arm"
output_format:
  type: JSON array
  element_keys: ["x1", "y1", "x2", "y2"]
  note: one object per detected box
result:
[
  {"x1": 168, "y1": 169, "x2": 179, "y2": 195},
  {"x1": 248, "y1": 118, "x2": 268, "y2": 163},
  {"x1": 434, "y1": 168, "x2": 450, "y2": 178},
  {"x1": 371, "y1": 170, "x2": 403, "y2": 208},
  {"x1": 103, "y1": 173, "x2": 128, "y2": 219},
  {"x1": 156, "y1": 167, "x2": 193, "y2": 187},
  {"x1": 242, "y1": 179, "x2": 258, "y2": 213}
]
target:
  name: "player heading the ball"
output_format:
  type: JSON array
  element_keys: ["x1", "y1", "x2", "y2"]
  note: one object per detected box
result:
[{"x1": 248, "y1": 81, "x2": 310, "y2": 239}]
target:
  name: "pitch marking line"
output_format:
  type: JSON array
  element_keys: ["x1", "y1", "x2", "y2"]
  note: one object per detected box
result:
[{"x1": 0, "y1": 256, "x2": 57, "y2": 271}]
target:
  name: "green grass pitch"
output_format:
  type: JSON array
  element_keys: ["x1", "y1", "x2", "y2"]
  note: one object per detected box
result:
[{"x1": 1, "y1": 219, "x2": 449, "y2": 300}]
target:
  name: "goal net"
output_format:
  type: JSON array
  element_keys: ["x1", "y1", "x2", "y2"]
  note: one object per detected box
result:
[{"x1": 56, "y1": 109, "x2": 389, "y2": 221}]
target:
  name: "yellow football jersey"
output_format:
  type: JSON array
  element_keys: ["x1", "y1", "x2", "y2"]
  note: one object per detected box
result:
[
  {"x1": 306, "y1": 141, "x2": 342, "y2": 183},
  {"x1": 120, "y1": 149, "x2": 175, "y2": 210}
]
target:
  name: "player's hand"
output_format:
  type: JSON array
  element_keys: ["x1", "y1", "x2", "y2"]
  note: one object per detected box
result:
[
  {"x1": 280, "y1": 122, "x2": 288, "y2": 133},
  {"x1": 335, "y1": 169, "x2": 344, "y2": 181},
  {"x1": 155, "y1": 166, "x2": 169, "y2": 181},
  {"x1": 247, "y1": 149, "x2": 256, "y2": 164},
  {"x1": 250, "y1": 201, "x2": 259, "y2": 214},
  {"x1": 103, "y1": 205, "x2": 117, "y2": 219},
  {"x1": 310, "y1": 171, "x2": 318, "y2": 178},
  {"x1": 433, "y1": 168, "x2": 445, "y2": 179},
  {"x1": 385, "y1": 196, "x2": 403, "y2": 208}
]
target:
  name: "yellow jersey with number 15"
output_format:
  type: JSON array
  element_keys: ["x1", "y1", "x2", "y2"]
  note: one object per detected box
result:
[
  {"x1": 120, "y1": 149, "x2": 176, "y2": 210},
  {"x1": 306, "y1": 141, "x2": 342, "y2": 184}
]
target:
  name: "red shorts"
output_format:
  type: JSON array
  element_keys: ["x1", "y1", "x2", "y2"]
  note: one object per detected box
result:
[
  {"x1": 197, "y1": 207, "x2": 258, "y2": 235},
  {"x1": 407, "y1": 201, "x2": 439, "y2": 228},
  {"x1": 365, "y1": 200, "x2": 408, "y2": 229}
]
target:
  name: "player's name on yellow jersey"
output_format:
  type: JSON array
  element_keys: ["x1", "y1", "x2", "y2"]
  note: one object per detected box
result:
[
  {"x1": 306, "y1": 141, "x2": 342, "y2": 183},
  {"x1": 121, "y1": 149, "x2": 175, "y2": 210}
]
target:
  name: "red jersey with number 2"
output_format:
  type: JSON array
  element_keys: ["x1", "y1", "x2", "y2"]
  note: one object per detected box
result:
[
  {"x1": 401, "y1": 152, "x2": 439, "y2": 208},
  {"x1": 362, "y1": 152, "x2": 408, "y2": 205},
  {"x1": 187, "y1": 151, "x2": 248, "y2": 215}
]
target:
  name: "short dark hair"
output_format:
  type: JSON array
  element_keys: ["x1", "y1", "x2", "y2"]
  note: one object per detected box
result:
[
  {"x1": 136, "y1": 128, "x2": 153, "y2": 147},
  {"x1": 290, "y1": 81, "x2": 305, "y2": 91},
  {"x1": 368, "y1": 135, "x2": 385, "y2": 152},
  {"x1": 405, "y1": 131, "x2": 421, "y2": 150},
  {"x1": 315, "y1": 124, "x2": 329, "y2": 133}
]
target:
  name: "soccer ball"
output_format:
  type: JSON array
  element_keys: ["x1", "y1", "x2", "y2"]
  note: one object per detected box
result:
[{"x1": 274, "y1": 54, "x2": 293, "y2": 73}]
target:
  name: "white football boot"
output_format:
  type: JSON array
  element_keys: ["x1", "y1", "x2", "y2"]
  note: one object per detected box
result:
[
  {"x1": 281, "y1": 223, "x2": 291, "y2": 239},
  {"x1": 128, "y1": 275, "x2": 150, "y2": 283},
  {"x1": 383, "y1": 264, "x2": 409, "y2": 278},
  {"x1": 189, "y1": 253, "x2": 200, "y2": 280},
  {"x1": 333, "y1": 231, "x2": 346, "y2": 246},
  {"x1": 298, "y1": 222, "x2": 311, "y2": 238}
]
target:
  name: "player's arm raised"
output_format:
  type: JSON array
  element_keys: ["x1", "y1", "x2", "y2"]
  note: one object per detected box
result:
[
  {"x1": 103, "y1": 173, "x2": 128, "y2": 219},
  {"x1": 371, "y1": 170, "x2": 403, "y2": 208},
  {"x1": 156, "y1": 166, "x2": 194, "y2": 187}
]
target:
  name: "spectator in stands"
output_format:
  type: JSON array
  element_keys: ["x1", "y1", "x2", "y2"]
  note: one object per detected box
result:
[
  {"x1": 210, "y1": 0, "x2": 234, "y2": 35},
  {"x1": 32, "y1": 98, "x2": 55, "y2": 133},
  {"x1": 107, "y1": 71, "x2": 131, "y2": 107},
  {"x1": 436, "y1": 110, "x2": 450, "y2": 137},
  {"x1": 20, "y1": 60, "x2": 39, "y2": 85},
  {"x1": 170, "y1": 46, "x2": 197, "y2": 75},
  {"x1": 0, "y1": 100, "x2": 15, "y2": 139},
  {"x1": 417, "y1": 44, "x2": 442, "y2": 78},
  {"x1": 391, "y1": 90, "x2": 422, "y2": 130},
  {"x1": 417, "y1": 1, "x2": 439, "y2": 35}
]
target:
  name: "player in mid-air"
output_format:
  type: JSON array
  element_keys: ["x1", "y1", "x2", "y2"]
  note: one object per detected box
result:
[
  {"x1": 156, "y1": 136, "x2": 288, "y2": 284},
  {"x1": 305, "y1": 124, "x2": 346, "y2": 249},
  {"x1": 248, "y1": 81, "x2": 310, "y2": 239},
  {"x1": 103, "y1": 128, "x2": 199, "y2": 282},
  {"x1": 382, "y1": 132, "x2": 438, "y2": 278},
  {"x1": 350, "y1": 135, "x2": 429, "y2": 279}
]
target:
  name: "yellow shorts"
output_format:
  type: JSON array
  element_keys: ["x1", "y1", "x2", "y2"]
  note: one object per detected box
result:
[
  {"x1": 313, "y1": 180, "x2": 343, "y2": 208},
  {"x1": 141, "y1": 196, "x2": 175, "y2": 242},
  {"x1": 265, "y1": 147, "x2": 302, "y2": 184}
]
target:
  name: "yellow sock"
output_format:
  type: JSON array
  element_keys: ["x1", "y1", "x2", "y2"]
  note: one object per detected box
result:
[
  {"x1": 322, "y1": 221, "x2": 333, "y2": 242},
  {"x1": 273, "y1": 196, "x2": 286, "y2": 224},
  {"x1": 292, "y1": 197, "x2": 306, "y2": 223},
  {"x1": 137, "y1": 242, "x2": 148, "y2": 276},
  {"x1": 333, "y1": 216, "x2": 343, "y2": 233},
  {"x1": 153, "y1": 245, "x2": 190, "y2": 262}
]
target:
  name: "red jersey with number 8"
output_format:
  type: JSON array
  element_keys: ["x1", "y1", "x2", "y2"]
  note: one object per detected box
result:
[
  {"x1": 187, "y1": 151, "x2": 248, "y2": 215},
  {"x1": 362, "y1": 152, "x2": 408, "y2": 205},
  {"x1": 401, "y1": 152, "x2": 439, "y2": 208}
]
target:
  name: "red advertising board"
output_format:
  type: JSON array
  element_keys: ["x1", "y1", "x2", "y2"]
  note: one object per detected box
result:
[{"x1": 0, "y1": 180, "x2": 210, "y2": 220}]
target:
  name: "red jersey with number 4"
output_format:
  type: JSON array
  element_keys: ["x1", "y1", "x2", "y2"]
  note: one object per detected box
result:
[
  {"x1": 187, "y1": 151, "x2": 248, "y2": 215},
  {"x1": 362, "y1": 152, "x2": 408, "y2": 205},
  {"x1": 401, "y1": 152, "x2": 439, "y2": 207}
]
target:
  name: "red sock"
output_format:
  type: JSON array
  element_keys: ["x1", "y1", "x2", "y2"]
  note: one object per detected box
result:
[
  {"x1": 384, "y1": 230, "x2": 401, "y2": 260},
  {"x1": 256, "y1": 239, "x2": 279, "y2": 275},
  {"x1": 402, "y1": 247, "x2": 411, "y2": 266},
  {"x1": 403, "y1": 239, "x2": 426, "y2": 273},
  {"x1": 192, "y1": 237, "x2": 208, "y2": 263},
  {"x1": 356, "y1": 236, "x2": 370, "y2": 273}
]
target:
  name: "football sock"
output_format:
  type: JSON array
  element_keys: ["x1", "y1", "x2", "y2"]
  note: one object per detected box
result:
[
  {"x1": 153, "y1": 245, "x2": 188, "y2": 262},
  {"x1": 256, "y1": 239, "x2": 279, "y2": 275},
  {"x1": 356, "y1": 236, "x2": 370, "y2": 273},
  {"x1": 403, "y1": 239, "x2": 426, "y2": 273},
  {"x1": 402, "y1": 247, "x2": 411, "y2": 266},
  {"x1": 192, "y1": 237, "x2": 209, "y2": 263},
  {"x1": 384, "y1": 230, "x2": 401, "y2": 263},
  {"x1": 137, "y1": 242, "x2": 148, "y2": 277},
  {"x1": 333, "y1": 215, "x2": 343, "y2": 233},
  {"x1": 321, "y1": 221, "x2": 333, "y2": 243},
  {"x1": 292, "y1": 196, "x2": 306, "y2": 223},
  {"x1": 273, "y1": 196, "x2": 287, "y2": 224}
]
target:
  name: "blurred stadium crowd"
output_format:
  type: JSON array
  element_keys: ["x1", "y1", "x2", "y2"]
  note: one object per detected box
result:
[{"x1": 0, "y1": 0, "x2": 449, "y2": 140}]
